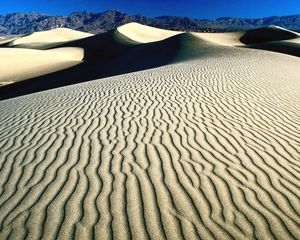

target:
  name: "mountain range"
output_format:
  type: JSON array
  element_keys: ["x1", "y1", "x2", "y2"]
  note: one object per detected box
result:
[{"x1": 0, "y1": 10, "x2": 300, "y2": 35}]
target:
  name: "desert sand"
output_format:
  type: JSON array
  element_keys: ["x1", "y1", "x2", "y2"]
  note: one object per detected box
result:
[
  {"x1": 0, "y1": 23, "x2": 300, "y2": 240},
  {"x1": 0, "y1": 28, "x2": 94, "y2": 86},
  {"x1": 7, "y1": 28, "x2": 93, "y2": 49},
  {"x1": 0, "y1": 47, "x2": 84, "y2": 86},
  {"x1": 117, "y1": 22, "x2": 181, "y2": 43},
  {"x1": 0, "y1": 36, "x2": 20, "y2": 45}
]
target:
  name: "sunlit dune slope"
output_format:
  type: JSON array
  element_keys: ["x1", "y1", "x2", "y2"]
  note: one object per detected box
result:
[
  {"x1": 0, "y1": 47, "x2": 84, "y2": 86},
  {"x1": 117, "y1": 22, "x2": 181, "y2": 43},
  {"x1": 0, "y1": 42, "x2": 299, "y2": 239},
  {"x1": 1, "y1": 23, "x2": 299, "y2": 92},
  {"x1": 1, "y1": 28, "x2": 93, "y2": 49},
  {"x1": 0, "y1": 26, "x2": 243, "y2": 98}
]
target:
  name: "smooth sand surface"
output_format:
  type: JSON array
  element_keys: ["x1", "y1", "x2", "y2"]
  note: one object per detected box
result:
[
  {"x1": 246, "y1": 36, "x2": 300, "y2": 57},
  {"x1": 9, "y1": 28, "x2": 93, "y2": 46},
  {"x1": 0, "y1": 23, "x2": 300, "y2": 240},
  {"x1": 0, "y1": 47, "x2": 84, "y2": 86},
  {"x1": 117, "y1": 22, "x2": 181, "y2": 43},
  {"x1": 0, "y1": 36, "x2": 20, "y2": 45},
  {"x1": 247, "y1": 40, "x2": 300, "y2": 57},
  {"x1": 195, "y1": 32, "x2": 245, "y2": 46},
  {"x1": 0, "y1": 28, "x2": 92, "y2": 86},
  {"x1": 0, "y1": 28, "x2": 93, "y2": 50}
]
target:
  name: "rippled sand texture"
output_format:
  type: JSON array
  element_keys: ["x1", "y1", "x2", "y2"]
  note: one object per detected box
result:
[{"x1": 1, "y1": 44, "x2": 300, "y2": 239}]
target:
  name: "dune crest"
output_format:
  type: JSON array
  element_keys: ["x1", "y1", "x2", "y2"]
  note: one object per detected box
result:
[
  {"x1": 239, "y1": 26, "x2": 300, "y2": 57},
  {"x1": 194, "y1": 32, "x2": 245, "y2": 46},
  {"x1": 1, "y1": 23, "x2": 300, "y2": 98},
  {"x1": 117, "y1": 22, "x2": 181, "y2": 43},
  {"x1": 2, "y1": 28, "x2": 93, "y2": 49},
  {"x1": 240, "y1": 25, "x2": 299, "y2": 44}
]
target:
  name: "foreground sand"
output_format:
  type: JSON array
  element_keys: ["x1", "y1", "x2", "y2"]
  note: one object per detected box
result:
[{"x1": 0, "y1": 24, "x2": 300, "y2": 239}]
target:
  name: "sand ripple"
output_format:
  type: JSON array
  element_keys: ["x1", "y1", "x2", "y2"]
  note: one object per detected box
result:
[{"x1": 0, "y1": 50, "x2": 300, "y2": 239}]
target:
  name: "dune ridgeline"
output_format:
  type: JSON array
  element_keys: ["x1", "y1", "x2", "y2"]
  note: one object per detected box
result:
[{"x1": 0, "y1": 23, "x2": 300, "y2": 239}]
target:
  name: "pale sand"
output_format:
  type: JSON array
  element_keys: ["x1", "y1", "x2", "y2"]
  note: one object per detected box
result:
[
  {"x1": 7, "y1": 28, "x2": 93, "y2": 47},
  {"x1": 0, "y1": 47, "x2": 84, "y2": 86},
  {"x1": 117, "y1": 22, "x2": 181, "y2": 43},
  {"x1": 0, "y1": 24, "x2": 299, "y2": 90},
  {"x1": 194, "y1": 32, "x2": 245, "y2": 46},
  {"x1": 0, "y1": 24, "x2": 300, "y2": 240},
  {"x1": 0, "y1": 37, "x2": 18, "y2": 45},
  {"x1": 0, "y1": 28, "x2": 92, "y2": 86}
]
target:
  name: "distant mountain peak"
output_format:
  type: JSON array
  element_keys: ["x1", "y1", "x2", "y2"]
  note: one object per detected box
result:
[{"x1": 103, "y1": 9, "x2": 124, "y2": 14}]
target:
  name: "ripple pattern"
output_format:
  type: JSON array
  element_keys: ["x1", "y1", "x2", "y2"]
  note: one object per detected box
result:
[{"x1": 0, "y1": 50, "x2": 300, "y2": 240}]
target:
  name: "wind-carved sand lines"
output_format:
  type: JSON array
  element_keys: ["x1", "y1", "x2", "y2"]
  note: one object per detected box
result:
[{"x1": 0, "y1": 32, "x2": 300, "y2": 239}]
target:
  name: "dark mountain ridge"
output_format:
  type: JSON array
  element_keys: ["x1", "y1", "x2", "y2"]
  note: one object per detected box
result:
[{"x1": 0, "y1": 10, "x2": 299, "y2": 35}]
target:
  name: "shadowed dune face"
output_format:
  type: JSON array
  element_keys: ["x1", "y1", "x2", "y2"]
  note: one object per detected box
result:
[
  {"x1": 0, "y1": 30, "x2": 232, "y2": 100},
  {"x1": 239, "y1": 26, "x2": 300, "y2": 57},
  {"x1": 0, "y1": 48, "x2": 300, "y2": 239},
  {"x1": 0, "y1": 28, "x2": 93, "y2": 86},
  {"x1": 0, "y1": 36, "x2": 21, "y2": 45},
  {"x1": 240, "y1": 26, "x2": 299, "y2": 45},
  {"x1": 247, "y1": 40, "x2": 300, "y2": 57}
]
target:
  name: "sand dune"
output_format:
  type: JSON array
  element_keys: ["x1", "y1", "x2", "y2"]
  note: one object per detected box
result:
[
  {"x1": 247, "y1": 40, "x2": 300, "y2": 57},
  {"x1": 0, "y1": 28, "x2": 92, "y2": 86},
  {"x1": 0, "y1": 36, "x2": 20, "y2": 45},
  {"x1": 0, "y1": 47, "x2": 84, "y2": 86},
  {"x1": 0, "y1": 23, "x2": 300, "y2": 240},
  {"x1": 1, "y1": 28, "x2": 93, "y2": 49},
  {"x1": 0, "y1": 23, "x2": 299, "y2": 94},
  {"x1": 240, "y1": 26, "x2": 299, "y2": 45},
  {"x1": 0, "y1": 30, "x2": 236, "y2": 99},
  {"x1": 195, "y1": 32, "x2": 245, "y2": 46},
  {"x1": 117, "y1": 22, "x2": 181, "y2": 43},
  {"x1": 240, "y1": 26, "x2": 300, "y2": 57}
]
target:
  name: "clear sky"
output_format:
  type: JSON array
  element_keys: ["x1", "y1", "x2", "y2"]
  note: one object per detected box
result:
[{"x1": 1, "y1": 0, "x2": 300, "y2": 19}]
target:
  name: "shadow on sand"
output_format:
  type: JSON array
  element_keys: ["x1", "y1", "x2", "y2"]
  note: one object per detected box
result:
[{"x1": 0, "y1": 30, "x2": 217, "y2": 100}]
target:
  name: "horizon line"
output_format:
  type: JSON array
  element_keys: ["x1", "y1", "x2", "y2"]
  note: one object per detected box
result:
[{"x1": 0, "y1": 9, "x2": 299, "y2": 21}]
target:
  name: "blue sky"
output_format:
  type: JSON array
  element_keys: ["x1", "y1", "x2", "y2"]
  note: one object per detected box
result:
[{"x1": 1, "y1": 0, "x2": 300, "y2": 19}]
